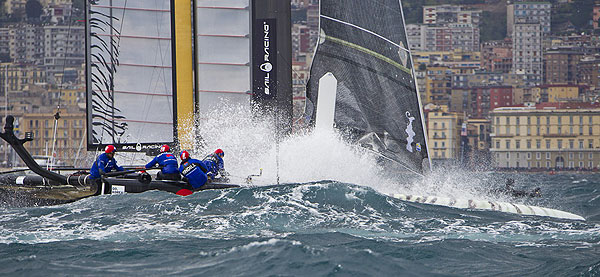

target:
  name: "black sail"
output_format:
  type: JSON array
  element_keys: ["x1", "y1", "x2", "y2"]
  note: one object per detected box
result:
[{"x1": 306, "y1": 0, "x2": 430, "y2": 174}]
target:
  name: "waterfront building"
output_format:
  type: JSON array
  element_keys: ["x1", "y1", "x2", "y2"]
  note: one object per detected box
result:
[
  {"x1": 490, "y1": 102, "x2": 600, "y2": 170},
  {"x1": 19, "y1": 106, "x2": 87, "y2": 166},
  {"x1": 427, "y1": 105, "x2": 464, "y2": 162}
]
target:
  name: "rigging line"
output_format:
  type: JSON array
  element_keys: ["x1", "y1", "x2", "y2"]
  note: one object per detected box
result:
[
  {"x1": 50, "y1": 0, "x2": 78, "y2": 169},
  {"x1": 320, "y1": 15, "x2": 409, "y2": 53}
]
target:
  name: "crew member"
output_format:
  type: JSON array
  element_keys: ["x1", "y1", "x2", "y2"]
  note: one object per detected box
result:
[
  {"x1": 179, "y1": 150, "x2": 209, "y2": 189},
  {"x1": 90, "y1": 145, "x2": 125, "y2": 179},
  {"x1": 89, "y1": 145, "x2": 124, "y2": 195},
  {"x1": 145, "y1": 144, "x2": 180, "y2": 180},
  {"x1": 203, "y1": 148, "x2": 228, "y2": 181},
  {"x1": 497, "y1": 178, "x2": 542, "y2": 198}
]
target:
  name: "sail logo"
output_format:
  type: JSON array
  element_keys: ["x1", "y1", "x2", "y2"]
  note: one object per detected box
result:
[
  {"x1": 405, "y1": 111, "x2": 416, "y2": 152},
  {"x1": 252, "y1": 18, "x2": 276, "y2": 100},
  {"x1": 262, "y1": 21, "x2": 272, "y2": 95}
]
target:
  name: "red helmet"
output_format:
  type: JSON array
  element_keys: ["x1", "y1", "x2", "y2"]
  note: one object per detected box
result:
[
  {"x1": 214, "y1": 148, "x2": 224, "y2": 157},
  {"x1": 105, "y1": 145, "x2": 116, "y2": 154},
  {"x1": 160, "y1": 144, "x2": 169, "y2": 153},
  {"x1": 180, "y1": 150, "x2": 190, "y2": 161}
]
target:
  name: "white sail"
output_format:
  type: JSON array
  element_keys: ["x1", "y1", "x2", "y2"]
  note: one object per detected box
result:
[
  {"x1": 195, "y1": 0, "x2": 252, "y2": 114},
  {"x1": 86, "y1": 0, "x2": 176, "y2": 151}
]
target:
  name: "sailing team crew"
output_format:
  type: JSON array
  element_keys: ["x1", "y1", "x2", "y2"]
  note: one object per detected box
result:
[
  {"x1": 203, "y1": 148, "x2": 229, "y2": 181},
  {"x1": 90, "y1": 145, "x2": 125, "y2": 180},
  {"x1": 89, "y1": 145, "x2": 125, "y2": 194},
  {"x1": 145, "y1": 144, "x2": 180, "y2": 181},
  {"x1": 178, "y1": 150, "x2": 209, "y2": 189},
  {"x1": 89, "y1": 145, "x2": 228, "y2": 190}
]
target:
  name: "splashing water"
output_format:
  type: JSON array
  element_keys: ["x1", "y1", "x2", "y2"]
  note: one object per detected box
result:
[{"x1": 185, "y1": 104, "x2": 509, "y2": 202}]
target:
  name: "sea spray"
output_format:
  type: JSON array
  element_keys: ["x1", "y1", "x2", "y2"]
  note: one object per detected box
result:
[{"x1": 187, "y1": 103, "x2": 506, "y2": 202}]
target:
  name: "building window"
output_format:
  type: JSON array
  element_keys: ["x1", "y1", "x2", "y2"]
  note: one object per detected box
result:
[
  {"x1": 569, "y1": 152, "x2": 574, "y2": 159},
  {"x1": 516, "y1": 126, "x2": 520, "y2": 135},
  {"x1": 546, "y1": 126, "x2": 550, "y2": 134},
  {"x1": 527, "y1": 152, "x2": 531, "y2": 159},
  {"x1": 506, "y1": 152, "x2": 510, "y2": 159},
  {"x1": 516, "y1": 140, "x2": 521, "y2": 149},
  {"x1": 506, "y1": 126, "x2": 510, "y2": 134},
  {"x1": 589, "y1": 139, "x2": 594, "y2": 148},
  {"x1": 570, "y1": 126, "x2": 573, "y2": 135},
  {"x1": 527, "y1": 127, "x2": 531, "y2": 135},
  {"x1": 506, "y1": 140, "x2": 510, "y2": 149},
  {"x1": 579, "y1": 153, "x2": 584, "y2": 159},
  {"x1": 537, "y1": 116, "x2": 540, "y2": 125},
  {"x1": 496, "y1": 141, "x2": 500, "y2": 149},
  {"x1": 579, "y1": 140, "x2": 584, "y2": 149},
  {"x1": 546, "y1": 152, "x2": 550, "y2": 159},
  {"x1": 569, "y1": 161, "x2": 574, "y2": 168},
  {"x1": 536, "y1": 161, "x2": 541, "y2": 168},
  {"x1": 558, "y1": 116, "x2": 561, "y2": 124},
  {"x1": 536, "y1": 152, "x2": 541, "y2": 159},
  {"x1": 546, "y1": 161, "x2": 551, "y2": 168},
  {"x1": 558, "y1": 140, "x2": 562, "y2": 149},
  {"x1": 589, "y1": 161, "x2": 594, "y2": 168},
  {"x1": 546, "y1": 140, "x2": 550, "y2": 149},
  {"x1": 536, "y1": 140, "x2": 541, "y2": 149},
  {"x1": 558, "y1": 126, "x2": 562, "y2": 134},
  {"x1": 516, "y1": 117, "x2": 520, "y2": 125},
  {"x1": 590, "y1": 153, "x2": 594, "y2": 159},
  {"x1": 536, "y1": 127, "x2": 540, "y2": 135},
  {"x1": 569, "y1": 140, "x2": 574, "y2": 149},
  {"x1": 527, "y1": 140, "x2": 531, "y2": 149},
  {"x1": 590, "y1": 127, "x2": 593, "y2": 135}
]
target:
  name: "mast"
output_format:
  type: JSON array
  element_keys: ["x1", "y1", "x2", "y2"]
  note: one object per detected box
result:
[{"x1": 173, "y1": 0, "x2": 195, "y2": 150}]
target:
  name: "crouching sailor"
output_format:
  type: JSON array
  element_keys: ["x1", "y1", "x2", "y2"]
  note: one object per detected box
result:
[
  {"x1": 146, "y1": 144, "x2": 180, "y2": 180},
  {"x1": 203, "y1": 148, "x2": 229, "y2": 181},
  {"x1": 179, "y1": 151, "x2": 209, "y2": 189},
  {"x1": 90, "y1": 145, "x2": 124, "y2": 194}
]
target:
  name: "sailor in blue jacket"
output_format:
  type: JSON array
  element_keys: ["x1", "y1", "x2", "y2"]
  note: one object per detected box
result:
[
  {"x1": 146, "y1": 144, "x2": 180, "y2": 180},
  {"x1": 178, "y1": 150, "x2": 208, "y2": 189},
  {"x1": 90, "y1": 145, "x2": 124, "y2": 180},
  {"x1": 203, "y1": 148, "x2": 228, "y2": 180}
]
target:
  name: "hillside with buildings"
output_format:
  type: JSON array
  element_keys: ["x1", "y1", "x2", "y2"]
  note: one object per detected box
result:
[{"x1": 1, "y1": 0, "x2": 600, "y2": 172}]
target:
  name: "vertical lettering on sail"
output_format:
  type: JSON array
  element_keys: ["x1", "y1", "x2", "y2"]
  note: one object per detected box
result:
[{"x1": 252, "y1": 18, "x2": 277, "y2": 100}]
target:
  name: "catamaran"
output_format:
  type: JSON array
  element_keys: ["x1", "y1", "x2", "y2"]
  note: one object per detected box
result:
[
  {"x1": 305, "y1": 0, "x2": 583, "y2": 221},
  {"x1": 0, "y1": 0, "x2": 586, "y2": 220},
  {"x1": 0, "y1": 0, "x2": 292, "y2": 205}
]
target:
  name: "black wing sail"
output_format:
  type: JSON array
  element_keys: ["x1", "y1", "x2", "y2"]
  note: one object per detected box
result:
[{"x1": 306, "y1": 0, "x2": 430, "y2": 174}]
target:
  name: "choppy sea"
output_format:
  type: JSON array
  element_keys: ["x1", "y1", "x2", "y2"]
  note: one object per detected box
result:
[{"x1": 0, "y1": 172, "x2": 598, "y2": 276}]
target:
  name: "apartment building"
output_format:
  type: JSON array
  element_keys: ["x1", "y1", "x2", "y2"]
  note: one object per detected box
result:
[
  {"x1": 544, "y1": 49, "x2": 584, "y2": 84},
  {"x1": 422, "y1": 5, "x2": 481, "y2": 26},
  {"x1": 490, "y1": 102, "x2": 600, "y2": 169},
  {"x1": 427, "y1": 105, "x2": 463, "y2": 162},
  {"x1": 512, "y1": 21, "x2": 543, "y2": 84},
  {"x1": 507, "y1": 2, "x2": 551, "y2": 36}
]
